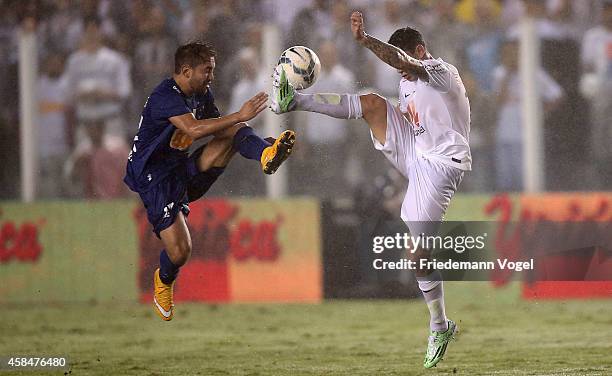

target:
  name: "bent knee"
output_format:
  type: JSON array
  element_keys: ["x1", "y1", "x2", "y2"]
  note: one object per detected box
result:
[
  {"x1": 359, "y1": 93, "x2": 388, "y2": 143},
  {"x1": 360, "y1": 93, "x2": 387, "y2": 114}
]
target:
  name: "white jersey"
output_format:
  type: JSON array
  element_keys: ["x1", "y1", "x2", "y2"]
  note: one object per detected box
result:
[{"x1": 398, "y1": 58, "x2": 471, "y2": 171}]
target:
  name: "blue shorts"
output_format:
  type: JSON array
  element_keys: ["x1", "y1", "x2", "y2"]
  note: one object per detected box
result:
[{"x1": 138, "y1": 145, "x2": 224, "y2": 238}]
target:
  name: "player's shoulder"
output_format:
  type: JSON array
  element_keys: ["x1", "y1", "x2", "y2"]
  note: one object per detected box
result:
[
  {"x1": 421, "y1": 57, "x2": 467, "y2": 95},
  {"x1": 145, "y1": 78, "x2": 182, "y2": 109},
  {"x1": 152, "y1": 78, "x2": 183, "y2": 98},
  {"x1": 423, "y1": 58, "x2": 458, "y2": 75}
]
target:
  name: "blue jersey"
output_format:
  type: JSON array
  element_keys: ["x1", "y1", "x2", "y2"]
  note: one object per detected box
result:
[{"x1": 124, "y1": 78, "x2": 220, "y2": 192}]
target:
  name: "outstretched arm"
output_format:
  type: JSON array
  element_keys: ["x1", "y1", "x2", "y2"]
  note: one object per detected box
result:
[
  {"x1": 170, "y1": 92, "x2": 268, "y2": 140},
  {"x1": 350, "y1": 11, "x2": 428, "y2": 82}
]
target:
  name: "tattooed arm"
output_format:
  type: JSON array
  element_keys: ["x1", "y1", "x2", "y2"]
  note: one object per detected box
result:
[
  {"x1": 361, "y1": 34, "x2": 429, "y2": 81},
  {"x1": 350, "y1": 11, "x2": 428, "y2": 81}
]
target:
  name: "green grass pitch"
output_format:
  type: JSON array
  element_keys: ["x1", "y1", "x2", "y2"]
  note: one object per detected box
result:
[{"x1": 2, "y1": 283, "x2": 611, "y2": 375}]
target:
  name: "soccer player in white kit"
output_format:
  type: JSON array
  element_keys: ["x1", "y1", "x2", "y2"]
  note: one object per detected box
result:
[{"x1": 271, "y1": 11, "x2": 470, "y2": 368}]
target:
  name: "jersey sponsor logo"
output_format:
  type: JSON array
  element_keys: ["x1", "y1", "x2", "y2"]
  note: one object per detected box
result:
[
  {"x1": 407, "y1": 101, "x2": 419, "y2": 125},
  {"x1": 407, "y1": 101, "x2": 425, "y2": 136}
]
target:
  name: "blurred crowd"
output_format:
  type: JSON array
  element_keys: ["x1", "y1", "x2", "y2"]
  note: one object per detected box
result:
[{"x1": 0, "y1": 0, "x2": 610, "y2": 201}]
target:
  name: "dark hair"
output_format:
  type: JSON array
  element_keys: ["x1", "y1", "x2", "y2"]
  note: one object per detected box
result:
[
  {"x1": 174, "y1": 42, "x2": 216, "y2": 74},
  {"x1": 387, "y1": 27, "x2": 426, "y2": 54}
]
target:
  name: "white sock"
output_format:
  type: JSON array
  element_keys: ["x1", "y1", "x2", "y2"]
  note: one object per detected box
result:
[
  {"x1": 294, "y1": 93, "x2": 362, "y2": 119},
  {"x1": 417, "y1": 271, "x2": 448, "y2": 332}
]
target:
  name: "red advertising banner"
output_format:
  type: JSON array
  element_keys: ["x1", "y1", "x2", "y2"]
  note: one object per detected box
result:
[
  {"x1": 480, "y1": 193, "x2": 612, "y2": 299},
  {"x1": 519, "y1": 193, "x2": 612, "y2": 299},
  {"x1": 135, "y1": 198, "x2": 322, "y2": 303}
]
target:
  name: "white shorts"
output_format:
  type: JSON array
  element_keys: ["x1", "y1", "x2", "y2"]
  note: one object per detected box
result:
[{"x1": 370, "y1": 100, "x2": 464, "y2": 235}]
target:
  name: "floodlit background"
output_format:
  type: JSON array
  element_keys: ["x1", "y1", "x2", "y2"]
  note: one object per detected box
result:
[
  {"x1": 1, "y1": 0, "x2": 611, "y2": 200},
  {"x1": 1, "y1": 1, "x2": 612, "y2": 375}
]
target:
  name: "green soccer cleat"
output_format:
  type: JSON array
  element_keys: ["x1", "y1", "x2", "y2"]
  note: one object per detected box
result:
[
  {"x1": 270, "y1": 66, "x2": 296, "y2": 114},
  {"x1": 423, "y1": 319, "x2": 458, "y2": 369}
]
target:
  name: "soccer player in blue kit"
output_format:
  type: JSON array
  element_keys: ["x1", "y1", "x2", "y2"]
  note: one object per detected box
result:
[{"x1": 124, "y1": 42, "x2": 295, "y2": 321}]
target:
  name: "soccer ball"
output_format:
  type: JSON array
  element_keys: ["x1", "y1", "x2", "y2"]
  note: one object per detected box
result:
[{"x1": 277, "y1": 46, "x2": 321, "y2": 90}]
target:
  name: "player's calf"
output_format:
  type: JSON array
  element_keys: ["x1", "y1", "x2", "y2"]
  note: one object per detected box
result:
[
  {"x1": 408, "y1": 245, "x2": 454, "y2": 368},
  {"x1": 153, "y1": 214, "x2": 193, "y2": 321},
  {"x1": 271, "y1": 66, "x2": 363, "y2": 119},
  {"x1": 408, "y1": 245, "x2": 435, "y2": 278},
  {"x1": 271, "y1": 69, "x2": 389, "y2": 146},
  {"x1": 153, "y1": 249, "x2": 189, "y2": 321},
  {"x1": 408, "y1": 245, "x2": 449, "y2": 332},
  {"x1": 162, "y1": 235, "x2": 192, "y2": 267},
  {"x1": 153, "y1": 247, "x2": 190, "y2": 321},
  {"x1": 232, "y1": 125, "x2": 272, "y2": 162}
]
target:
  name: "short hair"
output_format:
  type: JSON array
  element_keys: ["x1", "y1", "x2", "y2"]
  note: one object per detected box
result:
[
  {"x1": 388, "y1": 27, "x2": 426, "y2": 54},
  {"x1": 174, "y1": 42, "x2": 216, "y2": 74}
]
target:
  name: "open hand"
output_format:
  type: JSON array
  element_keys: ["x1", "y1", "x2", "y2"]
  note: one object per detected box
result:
[
  {"x1": 351, "y1": 11, "x2": 366, "y2": 43},
  {"x1": 238, "y1": 92, "x2": 268, "y2": 122}
]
